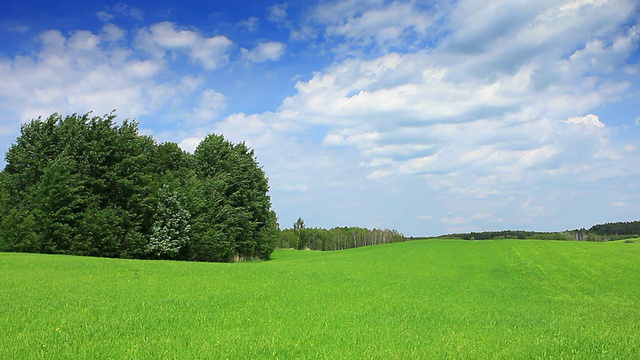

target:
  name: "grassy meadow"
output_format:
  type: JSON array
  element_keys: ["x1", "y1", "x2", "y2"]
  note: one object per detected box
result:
[{"x1": 1, "y1": 239, "x2": 639, "y2": 359}]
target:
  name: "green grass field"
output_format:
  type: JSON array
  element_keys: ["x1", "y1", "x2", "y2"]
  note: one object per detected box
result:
[{"x1": 2, "y1": 239, "x2": 639, "y2": 359}]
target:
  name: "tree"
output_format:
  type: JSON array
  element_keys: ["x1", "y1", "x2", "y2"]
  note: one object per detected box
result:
[
  {"x1": 293, "y1": 217, "x2": 306, "y2": 250},
  {"x1": 30, "y1": 155, "x2": 89, "y2": 254},
  {"x1": 146, "y1": 185, "x2": 191, "y2": 259},
  {"x1": 192, "y1": 134, "x2": 277, "y2": 261}
]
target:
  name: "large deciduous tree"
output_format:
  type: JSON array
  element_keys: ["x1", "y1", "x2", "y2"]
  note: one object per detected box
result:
[
  {"x1": 190, "y1": 134, "x2": 278, "y2": 261},
  {"x1": 147, "y1": 185, "x2": 191, "y2": 259}
]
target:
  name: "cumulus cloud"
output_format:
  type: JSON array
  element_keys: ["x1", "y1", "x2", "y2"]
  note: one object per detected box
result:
[
  {"x1": 135, "y1": 22, "x2": 233, "y2": 69},
  {"x1": 277, "y1": 0, "x2": 637, "y2": 181},
  {"x1": 241, "y1": 41, "x2": 286, "y2": 63},
  {"x1": 297, "y1": 0, "x2": 449, "y2": 56},
  {"x1": 321, "y1": 1, "x2": 434, "y2": 50},
  {"x1": 0, "y1": 26, "x2": 172, "y2": 122}
]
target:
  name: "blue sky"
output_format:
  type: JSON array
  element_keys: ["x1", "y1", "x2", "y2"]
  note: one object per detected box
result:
[{"x1": 1, "y1": 0, "x2": 639, "y2": 236}]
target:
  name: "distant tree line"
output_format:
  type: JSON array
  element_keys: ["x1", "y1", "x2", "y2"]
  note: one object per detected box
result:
[
  {"x1": 0, "y1": 113, "x2": 278, "y2": 262},
  {"x1": 279, "y1": 218, "x2": 405, "y2": 251},
  {"x1": 431, "y1": 220, "x2": 640, "y2": 242},
  {"x1": 588, "y1": 221, "x2": 640, "y2": 236},
  {"x1": 563, "y1": 221, "x2": 640, "y2": 242},
  {"x1": 430, "y1": 230, "x2": 571, "y2": 241}
]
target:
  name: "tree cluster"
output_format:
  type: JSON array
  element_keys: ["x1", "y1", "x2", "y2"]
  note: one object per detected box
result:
[
  {"x1": 0, "y1": 113, "x2": 278, "y2": 262},
  {"x1": 279, "y1": 218, "x2": 405, "y2": 251}
]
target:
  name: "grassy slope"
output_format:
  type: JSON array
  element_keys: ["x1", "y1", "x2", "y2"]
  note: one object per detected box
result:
[{"x1": 1, "y1": 239, "x2": 639, "y2": 359}]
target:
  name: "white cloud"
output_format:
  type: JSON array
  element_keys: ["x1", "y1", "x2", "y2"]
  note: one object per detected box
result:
[
  {"x1": 241, "y1": 41, "x2": 286, "y2": 63},
  {"x1": 307, "y1": 0, "x2": 440, "y2": 53},
  {"x1": 112, "y1": 3, "x2": 144, "y2": 21},
  {"x1": 0, "y1": 29, "x2": 170, "y2": 122},
  {"x1": 565, "y1": 114, "x2": 605, "y2": 128},
  {"x1": 324, "y1": 1, "x2": 432, "y2": 49},
  {"x1": 238, "y1": 17, "x2": 260, "y2": 32},
  {"x1": 268, "y1": 4, "x2": 287, "y2": 23},
  {"x1": 101, "y1": 23, "x2": 126, "y2": 42},
  {"x1": 276, "y1": 0, "x2": 637, "y2": 197},
  {"x1": 191, "y1": 89, "x2": 226, "y2": 122},
  {"x1": 97, "y1": 11, "x2": 114, "y2": 23},
  {"x1": 178, "y1": 137, "x2": 203, "y2": 153},
  {"x1": 519, "y1": 146, "x2": 559, "y2": 168},
  {"x1": 135, "y1": 22, "x2": 233, "y2": 69},
  {"x1": 96, "y1": 4, "x2": 144, "y2": 23},
  {"x1": 322, "y1": 129, "x2": 380, "y2": 147}
]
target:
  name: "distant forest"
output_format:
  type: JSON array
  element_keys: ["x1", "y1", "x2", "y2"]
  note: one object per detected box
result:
[
  {"x1": 279, "y1": 218, "x2": 405, "y2": 251},
  {"x1": 588, "y1": 221, "x2": 640, "y2": 236},
  {"x1": 428, "y1": 220, "x2": 640, "y2": 242}
]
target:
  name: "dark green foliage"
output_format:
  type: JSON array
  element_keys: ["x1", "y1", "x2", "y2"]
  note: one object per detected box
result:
[
  {"x1": 0, "y1": 112, "x2": 277, "y2": 262},
  {"x1": 589, "y1": 221, "x2": 640, "y2": 236},
  {"x1": 190, "y1": 135, "x2": 277, "y2": 261}
]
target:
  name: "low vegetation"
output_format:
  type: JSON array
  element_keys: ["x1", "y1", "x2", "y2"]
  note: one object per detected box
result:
[{"x1": 2, "y1": 239, "x2": 639, "y2": 358}]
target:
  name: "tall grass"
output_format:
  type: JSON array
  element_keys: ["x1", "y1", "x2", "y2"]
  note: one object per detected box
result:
[{"x1": 1, "y1": 239, "x2": 639, "y2": 358}]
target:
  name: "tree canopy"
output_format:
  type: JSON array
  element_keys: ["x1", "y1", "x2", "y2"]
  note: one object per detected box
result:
[{"x1": 0, "y1": 112, "x2": 278, "y2": 262}]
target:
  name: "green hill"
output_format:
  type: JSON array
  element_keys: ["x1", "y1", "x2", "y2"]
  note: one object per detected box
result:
[{"x1": 2, "y1": 239, "x2": 639, "y2": 358}]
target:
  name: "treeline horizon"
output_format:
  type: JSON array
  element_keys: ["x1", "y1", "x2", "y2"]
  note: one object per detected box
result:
[
  {"x1": 279, "y1": 218, "x2": 405, "y2": 251},
  {"x1": 422, "y1": 220, "x2": 640, "y2": 242}
]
